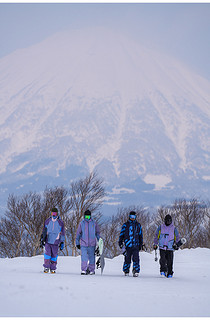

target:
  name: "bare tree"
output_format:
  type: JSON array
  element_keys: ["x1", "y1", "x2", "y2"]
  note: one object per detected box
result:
[
  {"x1": 155, "y1": 206, "x2": 170, "y2": 226},
  {"x1": 102, "y1": 214, "x2": 122, "y2": 258},
  {"x1": 172, "y1": 198, "x2": 206, "y2": 248},
  {"x1": 0, "y1": 187, "x2": 73, "y2": 258},
  {"x1": 1, "y1": 184, "x2": 209, "y2": 259},
  {"x1": 65, "y1": 171, "x2": 106, "y2": 256},
  {"x1": 204, "y1": 203, "x2": 210, "y2": 247},
  {"x1": 0, "y1": 172, "x2": 105, "y2": 258},
  {"x1": 0, "y1": 195, "x2": 22, "y2": 257},
  {"x1": 193, "y1": 201, "x2": 210, "y2": 248},
  {"x1": 0, "y1": 192, "x2": 44, "y2": 257},
  {"x1": 154, "y1": 199, "x2": 208, "y2": 248},
  {"x1": 101, "y1": 206, "x2": 155, "y2": 258},
  {"x1": 0, "y1": 214, "x2": 24, "y2": 258}
]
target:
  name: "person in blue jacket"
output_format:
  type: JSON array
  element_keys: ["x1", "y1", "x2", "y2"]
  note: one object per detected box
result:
[
  {"x1": 119, "y1": 211, "x2": 143, "y2": 277},
  {"x1": 40, "y1": 207, "x2": 65, "y2": 273}
]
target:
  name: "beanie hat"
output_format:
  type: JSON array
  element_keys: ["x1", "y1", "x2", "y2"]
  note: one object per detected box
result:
[
  {"x1": 84, "y1": 210, "x2": 91, "y2": 217},
  {"x1": 129, "y1": 211, "x2": 136, "y2": 220},
  {"x1": 164, "y1": 214, "x2": 172, "y2": 226},
  {"x1": 51, "y1": 207, "x2": 58, "y2": 217}
]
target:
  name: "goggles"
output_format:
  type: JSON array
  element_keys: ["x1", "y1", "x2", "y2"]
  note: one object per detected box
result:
[
  {"x1": 129, "y1": 214, "x2": 136, "y2": 220},
  {"x1": 51, "y1": 212, "x2": 58, "y2": 217},
  {"x1": 84, "y1": 215, "x2": 91, "y2": 220}
]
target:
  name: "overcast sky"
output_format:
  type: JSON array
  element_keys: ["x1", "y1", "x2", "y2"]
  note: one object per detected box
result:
[{"x1": 0, "y1": 3, "x2": 210, "y2": 80}]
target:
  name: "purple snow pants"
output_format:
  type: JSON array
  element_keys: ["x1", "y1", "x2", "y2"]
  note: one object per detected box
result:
[
  {"x1": 43, "y1": 243, "x2": 59, "y2": 270},
  {"x1": 81, "y1": 246, "x2": 96, "y2": 272}
]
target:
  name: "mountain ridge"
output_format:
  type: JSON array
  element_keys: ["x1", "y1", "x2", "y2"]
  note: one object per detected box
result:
[{"x1": 0, "y1": 27, "x2": 209, "y2": 210}]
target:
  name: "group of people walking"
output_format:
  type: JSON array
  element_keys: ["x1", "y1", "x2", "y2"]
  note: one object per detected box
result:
[{"x1": 40, "y1": 208, "x2": 180, "y2": 278}]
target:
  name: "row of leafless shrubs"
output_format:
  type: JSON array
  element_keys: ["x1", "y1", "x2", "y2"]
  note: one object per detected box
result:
[{"x1": 0, "y1": 172, "x2": 209, "y2": 258}]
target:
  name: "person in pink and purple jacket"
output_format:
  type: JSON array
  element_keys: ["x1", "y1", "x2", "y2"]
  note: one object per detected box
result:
[
  {"x1": 153, "y1": 214, "x2": 180, "y2": 278},
  {"x1": 76, "y1": 210, "x2": 100, "y2": 275},
  {"x1": 40, "y1": 207, "x2": 65, "y2": 273}
]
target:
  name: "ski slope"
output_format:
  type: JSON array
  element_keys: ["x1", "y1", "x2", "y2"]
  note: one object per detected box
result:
[{"x1": 0, "y1": 248, "x2": 209, "y2": 317}]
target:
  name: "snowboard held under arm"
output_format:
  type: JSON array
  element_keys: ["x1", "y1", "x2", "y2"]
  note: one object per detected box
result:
[
  {"x1": 96, "y1": 238, "x2": 105, "y2": 274},
  {"x1": 173, "y1": 237, "x2": 186, "y2": 250}
]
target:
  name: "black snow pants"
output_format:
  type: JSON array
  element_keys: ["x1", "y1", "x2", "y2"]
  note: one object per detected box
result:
[
  {"x1": 159, "y1": 249, "x2": 174, "y2": 276},
  {"x1": 123, "y1": 247, "x2": 140, "y2": 273}
]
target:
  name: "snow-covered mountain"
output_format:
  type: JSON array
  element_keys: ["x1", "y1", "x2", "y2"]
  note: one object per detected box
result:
[{"x1": 0, "y1": 27, "x2": 210, "y2": 210}]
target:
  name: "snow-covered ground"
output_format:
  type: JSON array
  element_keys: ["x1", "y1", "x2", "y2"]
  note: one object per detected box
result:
[{"x1": 0, "y1": 248, "x2": 209, "y2": 317}]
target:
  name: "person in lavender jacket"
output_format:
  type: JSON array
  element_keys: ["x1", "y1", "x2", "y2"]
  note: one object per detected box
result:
[
  {"x1": 76, "y1": 210, "x2": 100, "y2": 275},
  {"x1": 153, "y1": 214, "x2": 180, "y2": 278},
  {"x1": 40, "y1": 207, "x2": 65, "y2": 273}
]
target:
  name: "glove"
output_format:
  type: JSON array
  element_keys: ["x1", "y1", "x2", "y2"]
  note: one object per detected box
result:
[
  {"x1": 141, "y1": 243, "x2": 147, "y2": 252},
  {"x1": 60, "y1": 242, "x2": 64, "y2": 250},
  {"x1": 40, "y1": 239, "x2": 45, "y2": 248},
  {"x1": 172, "y1": 243, "x2": 179, "y2": 250},
  {"x1": 122, "y1": 249, "x2": 127, "y2": 256},
  {"x1": 119, "y1": 242, "x2": 123, "y2": 249},
  {"x1": 153, "y1": 244, "x2": 158, "y2": 250},
  {"x1": 76, "y1": 244, "x2": 80, "y2": 250}
]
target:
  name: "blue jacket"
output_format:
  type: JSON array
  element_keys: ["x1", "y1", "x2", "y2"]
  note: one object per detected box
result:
[
  {"x1": 43, "y1": 216, "x2": 65, "y2": 245},
  {"x1": 119, "y1": 220, "x2": 143, "y2": 249}
]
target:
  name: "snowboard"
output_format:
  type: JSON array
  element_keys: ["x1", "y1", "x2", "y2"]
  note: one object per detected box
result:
[
  {"x1": 96, "y1": 238, "x2": 105, "y2": 274},
  {"x1": 175, "y1": 237, "x2": 187, "y2": 249}
]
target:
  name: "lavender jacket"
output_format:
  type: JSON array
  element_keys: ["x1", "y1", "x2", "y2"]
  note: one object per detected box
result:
[
  {"x1": 43, "y1": 217, "x2": 65, "y2": 245},
  {"x1": 76, "y1": 218, "x2": 100, "y2": 247},
  {"x1": 154, "y1": 223, "x2": 179, "y2": 251}
]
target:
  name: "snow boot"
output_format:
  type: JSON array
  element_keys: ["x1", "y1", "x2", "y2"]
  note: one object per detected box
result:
[
  {"x1": 81, "y1": 271, "x2": 86, "y2": 275},
  {"x1": 132, "y1": 269, "x2": 139, "y2": 277},
  {"x1": 44, "y1": 268, "x2": 49, "y2": 273},
  {"x1": 86, "y1": 268, "x2": 90, "y2": 275},
  {"x1": 124, "y1": 272, "x2": 129, "y2": 276},
  {"x1": 89, "y1": 271, "x2": 95, "y2": 275},
  {"x1": 50, "y1": 270, "x2": 56, "y2": 274},
  {"x1": 160, "y1": 272, "x2": 167, "y2": 277}
]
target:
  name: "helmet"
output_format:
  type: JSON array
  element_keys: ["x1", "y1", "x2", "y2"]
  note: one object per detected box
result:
[{"x1": 164, "y1": 214, "x2": 172, "y2": 226}]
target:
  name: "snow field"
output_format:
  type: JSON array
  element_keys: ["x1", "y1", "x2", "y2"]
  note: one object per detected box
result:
[{"x1": 0, "y1": 248, "x2": 209, "y2": 317}]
